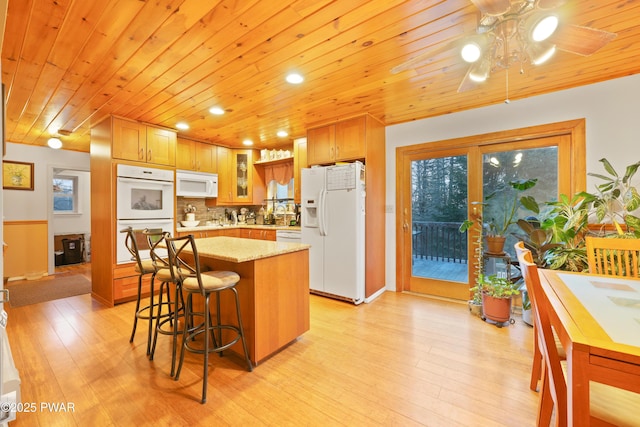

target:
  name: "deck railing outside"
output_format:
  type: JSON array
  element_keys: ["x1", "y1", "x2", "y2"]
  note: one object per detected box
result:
[{"x1": 412, "y1": 221, "x2": 467, "y2": 264}]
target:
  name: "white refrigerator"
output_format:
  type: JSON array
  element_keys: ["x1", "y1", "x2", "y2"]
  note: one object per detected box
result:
[{"x1": 301, "y1": 162, "x2": 366, "y2": 304}]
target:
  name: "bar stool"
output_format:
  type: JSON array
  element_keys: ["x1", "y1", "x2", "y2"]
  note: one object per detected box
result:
[
  {"x1": 145, "y1": 230, "x2": 185, "y2": 377},
  {"x1": 167, "y1": 234, "x2": 252, "y2": 403},
  {"x1": 120, "y1": 227, "x2": 158, "y2": 356}
]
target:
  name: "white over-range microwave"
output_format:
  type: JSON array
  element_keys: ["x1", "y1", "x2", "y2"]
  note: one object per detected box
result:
[{"x1": 176, "y1": 170, "x2": 218, "y2": 198}]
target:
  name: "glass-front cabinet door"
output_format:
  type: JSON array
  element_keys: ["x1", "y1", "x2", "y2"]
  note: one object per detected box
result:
[{"x1": 233, "y1": 150, "x2": 253, "y2": 203}]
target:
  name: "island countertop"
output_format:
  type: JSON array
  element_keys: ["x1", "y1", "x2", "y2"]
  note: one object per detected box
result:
[
  {"x1": 191, "y1": 236, "x2": 310, "y2": 263},
  {"x1": 186, "y1": 236, "x2": 310, "y2": 365}
]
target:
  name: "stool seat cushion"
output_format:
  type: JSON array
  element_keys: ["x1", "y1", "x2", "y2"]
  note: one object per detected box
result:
[
  {"x1": 155, "y1": 266, "x2": 179, "y2": 282},
  {"x1": 182, "y1": 270, "x2": 240, "y2": 292},
  {"x1": 135, "y1": 259, "x2": 156, "y2": 275}
]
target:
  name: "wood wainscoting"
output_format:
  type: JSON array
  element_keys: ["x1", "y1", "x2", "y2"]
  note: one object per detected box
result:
[{"x1": 3, "y1": 220, "x2": 48, "y2": 280}]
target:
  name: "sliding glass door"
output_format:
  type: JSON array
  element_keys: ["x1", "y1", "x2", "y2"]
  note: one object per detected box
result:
[{"x1": 396, "y1": 121, "x2": 584, "y2": 300}]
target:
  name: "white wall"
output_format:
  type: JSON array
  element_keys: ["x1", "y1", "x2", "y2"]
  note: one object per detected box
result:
[
  {"x1": 3, "y1": 142, "x2": 90, "y2": 272},
  {"x1": 385, "y1": 73, "x2": 640, "y2": 290}
]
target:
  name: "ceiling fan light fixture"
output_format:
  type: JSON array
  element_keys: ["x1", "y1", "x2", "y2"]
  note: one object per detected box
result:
[
  {"x1": 461, "y1": 42, "x2": 482, "y2": 63},
  {"x1": 529, "y1": 43, "x2": 556, "y2": 65},
  {"x1": 468, "y1": 59, "x2": 491, "y2": 82},
  {"x1": 530, "y1": 14, "x2": 559, "y2": 42}
]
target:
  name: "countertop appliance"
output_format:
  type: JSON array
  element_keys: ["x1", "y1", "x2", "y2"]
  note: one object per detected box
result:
[
  {"x1": 301, "y1": 162, "x2": 365, "y2": 304},
  {"x1": 176, "y1": 170, "x2": 218, "y2": 198}
]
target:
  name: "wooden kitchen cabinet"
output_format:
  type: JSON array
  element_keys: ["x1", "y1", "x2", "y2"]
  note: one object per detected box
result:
[
  {"x1": 216, "y1": 147, "x2": 265, "y2": 205},
  {"x1": 112, "y1": 117, "x2": 176, "y2": 166},
  {"x1": 293, "y1": 137, "x2": 307, "y2": 203},
  {"x1": 305, "y1": 113, "x2": 387, "y2": 301},
  {"x1": 90, "y1": 115, "x2": 177, "y2": 307},
  {"x1": 306, "y1": 115, "x2": 366, "y2": 165},
  {"x1": 176, "y1": 137, "x2": 217, "y2": 173},
  {"x1": 176, "y1": 228, "x2": 241, "y2": 238},
  {"x1": 239, "y1": 228, "x2": 276, "y2": 241}
]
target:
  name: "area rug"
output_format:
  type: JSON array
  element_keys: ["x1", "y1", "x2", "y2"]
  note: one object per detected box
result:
[{"x1": 5, "y1": 275, "x2": 91, "y2": 308}]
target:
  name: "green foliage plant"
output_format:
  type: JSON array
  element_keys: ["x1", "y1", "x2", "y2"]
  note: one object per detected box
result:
[
  {"x1": 512, "y1": 218, "x2": 561, "y2": 268},
  {"x1": 483, "y1": 178, "x2": 538, "y2": 236},
  {"x1": 471, "y1": 274, "x2": 520, "y2": 299},
  {"x1": 580, "y1": 158, "x2": 640, "y2": 237},
  {"x1": 459, "y1": 203, "x2": 484, "y2": 305},
  {"x1": 537, "y1": 193, "x2": 592, "y2": 272}
]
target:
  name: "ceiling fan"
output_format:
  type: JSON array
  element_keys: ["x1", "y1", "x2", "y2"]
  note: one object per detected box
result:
[{"x1": 391, "y1": 0, "x2": 617, "y2": 94}]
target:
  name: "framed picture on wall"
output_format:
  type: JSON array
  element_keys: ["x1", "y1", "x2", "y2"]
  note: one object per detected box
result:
[{"x1": 3, "y1": 160, "x2": 34, "y2": 191}]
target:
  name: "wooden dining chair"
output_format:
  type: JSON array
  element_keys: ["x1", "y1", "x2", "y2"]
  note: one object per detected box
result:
[
  {"x1": 585, "y1": 235, "x2": 640, "y2": 277},
  {"x1": 521, "y1": 257, "x2": 640, "y2": 426},
  {"x1": 515, "y1": 241, "x2": 544, "y2": 392},
  {"x1": 514, "y1": 241, "x2": 566, "y2": 393}
]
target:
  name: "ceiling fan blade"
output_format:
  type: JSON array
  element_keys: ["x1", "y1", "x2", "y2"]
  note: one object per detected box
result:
[
  {"x1": 457, "y1": 67, "x2": 482, "y2": 93},
  {"x1": 536, "y1": 0, "x2": 567, "y2": 10},
  {"x1": 552, "y1": 24, "x2": 617, "y2": 56},
  {"x1": 390, "y1": 41, "x2": 456, "y2": 74},
  {"x1": 469, "y1": 0, "x2": 511, "y2": 16}
]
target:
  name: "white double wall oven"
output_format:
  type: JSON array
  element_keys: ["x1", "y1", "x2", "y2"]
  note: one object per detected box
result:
[{"x1": 116, "y1": 164, "x2": 174, "y2": 264}]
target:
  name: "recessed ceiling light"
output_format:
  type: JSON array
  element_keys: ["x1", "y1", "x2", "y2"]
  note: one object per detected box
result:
[
  {"x1": 277, "y1": 130, "x2": 288, "y2": 138},
  {"x1": 209, "y1": 106, "x2": 225, "y2": 115},
  {"x1": 242, "y1": 139, "x2": 253, "y2": 146},
  {"x1": 47, "y1": 138, "x2": 62, "y2": 149},
  {"x1": 176, "y1": 122, "x2": 189, "y2": 130},
  {"x1": 285, "y1": 73, "x2": 304, "y2": 84}
]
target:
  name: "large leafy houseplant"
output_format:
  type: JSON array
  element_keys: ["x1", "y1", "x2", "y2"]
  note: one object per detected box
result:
[
  {"x1": 581, "y1": 158, "x2": 640, "y2": 237},
  {"x1": 483, "y1": 178, "x2": 539, "y2": 237},
  {"x1": 538, "y1": 193, "x2": 593, "y2": 272},
  {"x1": 513, "y1": 158, "x2": 640, "y2": 272},
  {"x1": 460, "y1": 178, "x2": 538, "y2": 254}
]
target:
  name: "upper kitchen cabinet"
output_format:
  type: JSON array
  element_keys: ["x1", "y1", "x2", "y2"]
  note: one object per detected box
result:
[
  {"x1": 176, "y1": 137, "x2": 217, "y2": 173},
  {"x1": 307, "y1": 115, "x2": 367, "y2": 165},
  {"x1": 293, "y1": 138, "x2": 307, "y2": 203},
  {"x1": 215, "y1": 147, "x2": 265, "y2": 205},
  {"x1": 306, "y1": 113, "x2": 387, "y2": 300},
  {"x1": 112, "y1": 117, "x2": 176, "y2": 166}
]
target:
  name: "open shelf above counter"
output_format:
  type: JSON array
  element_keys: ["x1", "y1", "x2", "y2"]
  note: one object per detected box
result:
[{"x1": 254, "y1": 156, "x2": 293, "y2": 166}]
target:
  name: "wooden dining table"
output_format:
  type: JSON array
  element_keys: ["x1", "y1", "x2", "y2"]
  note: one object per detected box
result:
[{"x1": 537, "y1": 269, "x2": 640, "y2": 425}]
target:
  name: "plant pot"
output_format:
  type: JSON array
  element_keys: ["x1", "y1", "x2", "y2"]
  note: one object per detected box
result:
[
  {"x1": 522, "y1": 308, "x2": 533, "y2": 326},
  {"x1": 468, "y1": 300, "x2": 482, "y2": 317},
  {"x1": 481, "y1": 292, "x2": 512, "y2": 324},
  {"x1": 486, "y1": 236, "x2": 506, "y2": 255}
]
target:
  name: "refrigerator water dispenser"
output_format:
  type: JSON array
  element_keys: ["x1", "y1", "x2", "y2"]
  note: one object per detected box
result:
[{"x1": 303, "y1": 198, "x2": 319, "y2": 228}]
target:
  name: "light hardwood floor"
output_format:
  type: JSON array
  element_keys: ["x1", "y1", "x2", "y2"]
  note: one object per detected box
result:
[{"x1": 4, "y1": 271, "x2": 539, "y2": 426}]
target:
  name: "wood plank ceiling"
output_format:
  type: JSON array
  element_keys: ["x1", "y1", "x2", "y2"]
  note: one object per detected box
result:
[{"x1": 2, "y1": 0, "x2": 640, "y2": 153}]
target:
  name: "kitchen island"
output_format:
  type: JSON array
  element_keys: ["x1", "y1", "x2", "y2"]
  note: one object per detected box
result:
[{"x1": 184, "y1": 236, "x2": 310, "y2": 365}]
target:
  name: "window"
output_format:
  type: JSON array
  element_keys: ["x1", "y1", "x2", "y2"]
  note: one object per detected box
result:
[{"x1": 53, "y1": 175, "x2": 79, "y2": 213}]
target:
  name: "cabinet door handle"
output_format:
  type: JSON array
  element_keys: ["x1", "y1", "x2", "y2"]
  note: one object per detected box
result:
[
  {"x1": 147, "y1": 149, "x2": 152, "y2": 161},
  {"x1": 139, "y1": 148, "x2": 144, "y2": 161}
]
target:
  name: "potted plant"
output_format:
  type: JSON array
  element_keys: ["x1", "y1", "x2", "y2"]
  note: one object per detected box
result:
[
  {"x1": 473, "y1": 273, "x2": 520, "y2": 326},
  {"x1": 581, "y1": 158, "x2": 640, "y2": 237},
  {"x1": 483, "y1": 178, "x2": 539, "y2": 254},
  {"x1": 460, "y1": 208, "x2": 484, "y2": 316}
]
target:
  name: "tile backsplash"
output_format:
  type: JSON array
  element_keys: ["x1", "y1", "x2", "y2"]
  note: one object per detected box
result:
[{"x1": 176, "y1": 197, "x2": 257, "y2": 223}]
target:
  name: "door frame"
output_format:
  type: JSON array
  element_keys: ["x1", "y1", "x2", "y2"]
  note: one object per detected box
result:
[{"x1": 395, "y1": 119, "x2": 586, "y2": 295}]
